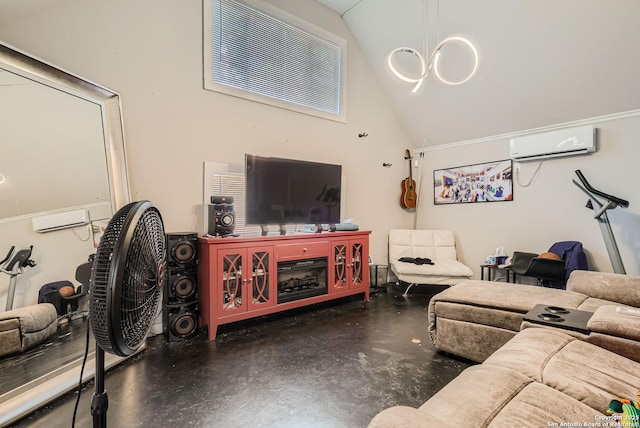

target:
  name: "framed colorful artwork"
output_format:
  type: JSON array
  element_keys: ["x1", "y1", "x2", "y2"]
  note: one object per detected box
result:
[{"x1": 434, "y1": 159, "x2": 513, "y2": 205}]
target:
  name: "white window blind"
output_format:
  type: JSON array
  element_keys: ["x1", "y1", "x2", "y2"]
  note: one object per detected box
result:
[{"x1": 204, "y1": 0, "x2": 346, "y2": 122}]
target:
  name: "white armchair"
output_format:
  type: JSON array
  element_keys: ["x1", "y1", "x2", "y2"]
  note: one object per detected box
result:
[{"x1": 388, "y1": 229, "x2": 472, "y2": 295}]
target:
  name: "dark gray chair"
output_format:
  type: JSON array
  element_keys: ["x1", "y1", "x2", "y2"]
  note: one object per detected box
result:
[{"x1": 509, "y1": 251, "x2": 565, "y2": 286}]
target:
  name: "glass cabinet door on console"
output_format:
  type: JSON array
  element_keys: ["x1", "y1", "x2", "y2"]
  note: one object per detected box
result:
[
  {"x1": 247, "y1": 247, "x2": 275, "y2": 311},
  {"x1": 332, "y1": 241, "x2": 348, "y2": 291},
  {"x1": 217, "y1": 247, "x2": 275, "y2": 316},
  {"x1": 350, "y1": 240, "x2": 366, "y2": 289},
  {"x1": 331, "y1": 239, "x2": 369, "y2": 292},
  {"x1": 218, "y1": 249, "x2": 246, "y2": 315}
]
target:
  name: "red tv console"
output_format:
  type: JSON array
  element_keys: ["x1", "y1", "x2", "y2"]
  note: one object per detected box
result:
[{"x1": 198, "y1": 230, "x2": 370, "y2": 340}]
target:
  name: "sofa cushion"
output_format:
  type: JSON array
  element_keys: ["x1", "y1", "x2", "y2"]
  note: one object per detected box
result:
[
  {"x1": 484, "y1": 327, "x2": 574, "y2": 379},
  {"x1": 432, "y1": 317, "x2": 518, "y2": 362},
  {"x1": 567, "y1": 270, "x2": 640, "y2": 308},
  {"x1": 582, "y1": 305, "x2": 640, "y2": 362},
  {"x1": 588, "y1": 305, "x2": 640, "y2": 342},
  {"x1": 0, "y1": 319, "x2": 22, "y2": 357},
  {"x1": 419, "y1": 365, "x2": 537, "y2": 426},
  {"x1": 369, "y1": 365, "x2": 531, "y2": 428},
  {"x1": 433, "y1": 301, "x2": 526, "y2": 332},
  {"x1": 392, "y1": 259, "x2": 473, "y2": 280},
  {"x1": 369, "y1": 363, "x2": 601, "y2": 428},
  {"x1": 389, "y1": 229, "x2": 459, "y2": 261},
  {"x1": 429, "y1": 281, "x2": 589, "y2": 312},
  {"x1": 428, "y1": 281, "x2": 589, "y2": 342},
  {"x1": 585, "y1": 333, "x2": 640, "y2": 364},
  {"x1": 0, "y1": 303, "x2": 58, "y2": 357},
  {"x1": 484, "y1": 328, "x2": 640, "y2": 413},
  {"x1": 487, "y1": 381, "x2": 601, "y2": 428},
  {"x1": 577, "y1": 296, "x2": 621, "y2": 312},
  {"x1": 0, "y1": 304, "x2": 57, "y2": 331}
]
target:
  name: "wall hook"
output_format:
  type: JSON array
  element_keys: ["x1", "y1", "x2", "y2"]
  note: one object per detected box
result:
[
  {"x1": 382, "y1": 163, "x2": 392, "y2": 167},
  {"x1": 358, "y1": 132, "x2": 368, "y2": 138}
]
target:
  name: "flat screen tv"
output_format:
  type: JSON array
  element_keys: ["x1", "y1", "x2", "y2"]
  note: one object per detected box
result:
[{"x1": 245, "y1": 154, "x2": 342, "y2": 225}]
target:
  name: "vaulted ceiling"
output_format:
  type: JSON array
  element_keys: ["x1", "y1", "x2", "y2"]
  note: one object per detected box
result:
[
  {"x1": 3, "y1": 0, "x2": 639, "y2": 148},
  {"x1": 0, "y1": 0, "x2": 72, "y2": 29},
  {"x1": 318, "y1": 0, "x2": 640, "y2": 147}
]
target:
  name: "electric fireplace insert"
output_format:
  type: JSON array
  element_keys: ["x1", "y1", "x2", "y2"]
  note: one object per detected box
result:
[{"x1": 277, "y1": 257, "x2": 328, "y2": 304}]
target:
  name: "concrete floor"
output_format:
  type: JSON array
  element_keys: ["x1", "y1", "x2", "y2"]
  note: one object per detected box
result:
[{"x1": 13, "y1": 285, "x2": 472, "y2": 428}]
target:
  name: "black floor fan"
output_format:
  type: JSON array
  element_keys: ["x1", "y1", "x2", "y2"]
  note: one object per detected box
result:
[{"x1": 89, "y1": 200, "x2": 166, "y2": 428}]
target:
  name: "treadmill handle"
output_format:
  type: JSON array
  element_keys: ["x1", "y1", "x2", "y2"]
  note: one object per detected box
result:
[
  {"x1": 0, "y1": 246, "x2": 15, "y2": 266},
  {"x1": 574, "y1": 170, "x2": 629, "y2": 208}
]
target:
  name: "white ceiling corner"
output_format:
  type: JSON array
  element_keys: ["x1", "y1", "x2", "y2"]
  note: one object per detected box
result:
[{"x1": 316, "y1": 0, "x2": 364, "y2": 16}]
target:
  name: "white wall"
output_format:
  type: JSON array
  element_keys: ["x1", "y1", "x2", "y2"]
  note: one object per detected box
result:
[
  {"x1": 0, "y1": 0, "x2": 415, "y2": 308},
  {"x1": 418, "y1": 114, "x2": 640, "y2": 278}
]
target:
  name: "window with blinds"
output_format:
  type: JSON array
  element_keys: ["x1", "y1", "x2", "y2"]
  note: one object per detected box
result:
[{"x1": 204, "y1": 0, "x2": 347, "y2": 122}]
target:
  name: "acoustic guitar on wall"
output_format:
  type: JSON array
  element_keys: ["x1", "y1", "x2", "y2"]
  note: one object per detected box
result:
[{"x1": 400, "y1": 149, "x2": 417, "y2": 209}]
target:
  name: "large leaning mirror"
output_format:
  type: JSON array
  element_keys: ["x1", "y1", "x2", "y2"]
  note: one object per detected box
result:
[{"x1": 0, "y1": 41, "x2": 131, "y2": 425}]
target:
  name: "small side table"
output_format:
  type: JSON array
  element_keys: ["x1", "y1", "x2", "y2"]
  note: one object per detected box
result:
[
  {"x1": 480, "y1": 264, "x2": 513, "y2": 282},
  {"x1": 369, "y1": 264, "x2": 389, "y2": 291}
]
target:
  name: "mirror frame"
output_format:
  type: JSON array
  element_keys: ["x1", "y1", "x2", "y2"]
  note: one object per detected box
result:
[
  {"x1": 0, "y1": 41, "x2": 130, "y2": 213},
  {"x1": 0, "y1": 41, "x2": 133, "y2": 425}
]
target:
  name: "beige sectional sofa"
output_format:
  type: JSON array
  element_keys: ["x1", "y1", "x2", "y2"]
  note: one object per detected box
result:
[
  {"x1": 428, "y1": 270, "x2": 640, "y2": 363},
  {"x1": 369, "y1": 327, "x2": 640, "y2": 427},
  {"x1": 368, "y1": 270, "x2": 640, "y2": 427}
]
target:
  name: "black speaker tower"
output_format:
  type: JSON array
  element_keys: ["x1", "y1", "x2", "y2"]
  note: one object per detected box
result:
[{"x1": 164, "y1": 232, "x2": 199, "y2": 341}]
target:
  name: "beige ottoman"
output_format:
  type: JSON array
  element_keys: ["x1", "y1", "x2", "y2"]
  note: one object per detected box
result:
[{"x1": 0, "y1": 303, "x2": 58, "y2": 357}]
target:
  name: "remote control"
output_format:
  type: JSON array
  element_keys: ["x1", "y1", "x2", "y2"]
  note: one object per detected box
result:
[{"x1": 616, "y1": 307, "x2": 640, "y2": 317}]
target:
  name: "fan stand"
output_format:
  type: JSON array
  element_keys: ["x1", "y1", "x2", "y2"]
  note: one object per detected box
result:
[{"x1": 91, "y1": 346, "x2": 108, "y2": 428}]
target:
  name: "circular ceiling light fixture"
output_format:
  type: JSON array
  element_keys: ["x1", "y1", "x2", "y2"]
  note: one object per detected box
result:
[{"x1": 387, "y1": 36, "x2": 479, "y2": 93}]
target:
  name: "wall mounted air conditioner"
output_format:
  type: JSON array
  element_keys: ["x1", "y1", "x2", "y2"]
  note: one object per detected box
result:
[
  {"x1": 509, "y1": 125, "x2": 596, "y2": 162},
  {"x1": 32, "y1": 209, "x2": 89, "y2": 233}
]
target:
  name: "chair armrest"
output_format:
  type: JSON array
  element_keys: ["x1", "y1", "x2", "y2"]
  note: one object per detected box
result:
[
  {"x1": 509, "y1": 251, "x2": 538, "y2": 275},
  {"x1": 567, "y1": 270, "x2": 640, "y2": 307}
]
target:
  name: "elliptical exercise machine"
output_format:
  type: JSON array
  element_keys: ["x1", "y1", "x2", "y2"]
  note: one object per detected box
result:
[
  {"x1": 0, "y1": 246, "x2": 37, "y2": 310},
  {"x1": 573, "y1": 170, "x2": 629, "y2": 274}
]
